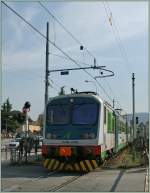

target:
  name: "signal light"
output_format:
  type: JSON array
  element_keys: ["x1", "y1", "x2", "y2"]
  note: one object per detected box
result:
[
  {"x1": 24, "y1": 101, "x2": 31, "y2": 109},
  {"x1": 22, "y1": 101, "x2": 31, "y2": 113}
]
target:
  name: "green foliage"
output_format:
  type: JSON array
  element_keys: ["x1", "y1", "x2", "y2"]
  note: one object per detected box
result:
[
  {"x1": 11, "y1": 110, "x2": 26, "y2": 124},
  {"x1": 1, "y1": 98, "x2": 26, "y2": 133},
  {"x1": 1, "y1": 98, "x2": 12, "y2": 113},
  {"x1": 36, "y1": 114, "x2": 43, "y2": 127}
]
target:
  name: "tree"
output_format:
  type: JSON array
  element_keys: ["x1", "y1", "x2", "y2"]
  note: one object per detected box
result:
[
  {"x1": 1, "y1": 98, "x2": 12, "y2": 113},
  {"x1": 36, "y1": 114, "x2": 43, "y2": 127},
  {"x1": 1, "y1": 98, "x2": 14, "y2": 133},
  {"x1": 58, "y1": 86, "x2": 65, "y2": 95},
  {"x1": 1, "y1": 99, "x2": 26, "y2": 134},
  {"x1": 11, "y1": 110, "x2": 26, "y2": 124}
]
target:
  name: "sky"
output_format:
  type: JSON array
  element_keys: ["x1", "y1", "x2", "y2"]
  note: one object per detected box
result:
[{"x1": 2, "y1": 1, "x2": 148, "y2": 120}]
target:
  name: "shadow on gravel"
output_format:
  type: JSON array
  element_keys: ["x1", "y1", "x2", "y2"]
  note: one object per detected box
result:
[{"x1": 109, "y1": 170, "x2": 124, "y2": 192}]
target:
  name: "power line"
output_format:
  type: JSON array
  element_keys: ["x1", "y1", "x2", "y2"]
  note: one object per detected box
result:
[
  {"x1": 1, "y1": 1, "x2": 88, "y2": 70},
  {"x1": 38, "y1": 1, "x2": 116, "y2": 103},
  {"x1": 49, "y1": 52, "x2": 91, "y2": 67},
  {"x1": 102, "y1": 1, "x2": 131, "y2": 74},
  {"x1": 41, "y1": 1, "x2": 129, "y2": 108},
  {"x1": 104, "y1": 79, "x2": 125, "y2": 110},
  {"x1": 2, "y1": 1, "x2": 114, "y2": 104},
  {"x1": 101, "y1": 1, "x2": 132, "y2": 112},
  {"x1": 38, "y1": 1, "x2": 96, "y2": 60}
]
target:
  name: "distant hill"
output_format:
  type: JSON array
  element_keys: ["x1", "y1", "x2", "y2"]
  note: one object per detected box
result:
[{"x1": 127, "y1": 112, "x2": 149, "y2": 125}]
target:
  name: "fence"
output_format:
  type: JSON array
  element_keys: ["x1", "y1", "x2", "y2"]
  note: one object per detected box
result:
[{"x1": 1, "y1": 145, "x2": 42, "y2": 165}]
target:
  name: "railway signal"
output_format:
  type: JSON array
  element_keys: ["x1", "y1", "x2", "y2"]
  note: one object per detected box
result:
[
  {"x1": 22, "y1": 101, "x2": 31, "y2": 137},
  {"x1": 22, "y1": 101, "x2": 31, "y2": 163}
]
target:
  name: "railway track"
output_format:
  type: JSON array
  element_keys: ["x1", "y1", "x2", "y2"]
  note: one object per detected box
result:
[
  {"x1": 2, "y1": 169, "x2": 84, "y2": 192},
  {"x1": 46, "y1": 173, "x2": 83, "y2": 192},
  {"x1": 2, "y1": 171, "x2": 58, "y2": 192},
  {"x1": 42, "y1": 152, "x2": 125, "y2": 192},
  {"x1": 2, "y1": 147, "x2": 131, "y2": 192}
]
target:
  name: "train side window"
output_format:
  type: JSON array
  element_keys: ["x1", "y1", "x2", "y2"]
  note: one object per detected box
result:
[
  {"x1": 107, "y1": 111, "x2": 111, "y2": 133},
  {"x1": 104, "y1": 106, "x2": 106, "y2": 124},
  {"x1": 112, "y1": 116, "x2": 115, "y2": 133}
]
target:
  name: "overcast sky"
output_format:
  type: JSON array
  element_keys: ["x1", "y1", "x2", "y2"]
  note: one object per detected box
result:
[{"x1": 2, "y1": 1, "x2": 148, "y2": 120}]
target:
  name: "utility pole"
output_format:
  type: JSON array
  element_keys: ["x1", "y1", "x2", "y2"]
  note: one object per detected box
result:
[
  {"x1": 132, "y1": 73, "x2": 136, "y2": 161},
  {"x1": 43, "y1": 22, "x2": 49, "y2": 140},
  {"x1": 45, "y1": 22, "x2": 49, "y2": 107},
  {"x1": 25, "y1": 113, "x2": 28, "y2": 138},
  {"x1": 125, "y1": 114, "x2": 128, "y2": 144},
  {"x1": 132, "y1": 73, "x2": 135, "y2": 140},
  {"x1": 113, "y1": 99, "x2": 115, "y2": 108},
  {"x1": 5, "y1": 120, "x2": 7, "y2": 137}
]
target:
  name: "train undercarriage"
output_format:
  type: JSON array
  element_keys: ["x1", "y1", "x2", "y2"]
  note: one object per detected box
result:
[{"x1": 42, "y1": 145, "x2": 115, "y2": 172}]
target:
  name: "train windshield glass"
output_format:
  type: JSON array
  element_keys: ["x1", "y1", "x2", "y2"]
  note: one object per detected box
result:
[
  {"x1": 72, "y1": 103, "x2": 98, "y2": 125},
  {"x1": 47, "y1": 105, "x2": 70, "y2": 125}
]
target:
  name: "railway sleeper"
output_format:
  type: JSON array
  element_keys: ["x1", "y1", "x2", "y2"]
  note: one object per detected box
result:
[{"x1": 43, "y1": 158, "x2": 99, "y2": 172}]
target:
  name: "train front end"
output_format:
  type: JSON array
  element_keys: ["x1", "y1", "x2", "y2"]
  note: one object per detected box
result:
[{"x1": 42, "y1": 93, "x2": 103, "y2": 172}]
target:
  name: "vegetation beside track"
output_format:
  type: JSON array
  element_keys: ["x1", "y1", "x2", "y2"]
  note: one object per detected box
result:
[{"x1": 103, "y1": 144, "x2": 148, "y2": 169}]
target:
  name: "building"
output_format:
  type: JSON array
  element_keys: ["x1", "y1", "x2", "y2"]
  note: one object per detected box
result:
[{"x1": 28, "y1": 124, "x2": 41, "y2": 133}]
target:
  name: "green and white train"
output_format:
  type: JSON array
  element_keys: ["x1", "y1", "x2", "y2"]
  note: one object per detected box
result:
[{"x1": 42, "y1": 91, "x2": 131, "y2": 172}]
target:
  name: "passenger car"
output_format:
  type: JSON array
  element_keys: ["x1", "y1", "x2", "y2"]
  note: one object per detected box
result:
[{"x1": 9, "y1": 138, "x2": 21, "y2": 148}]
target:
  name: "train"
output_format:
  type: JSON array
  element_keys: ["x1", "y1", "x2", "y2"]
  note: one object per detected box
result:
[{"x1": 42, "y1": 91, "x2": 132, "y2": 172}]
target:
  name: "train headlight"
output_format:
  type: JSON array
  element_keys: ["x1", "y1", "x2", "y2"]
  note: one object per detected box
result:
[
  {"x1": 89, "y1": 133, "x2": 95, "y2": 139},
  {"x1": 47, "y1": 133, "x2": 52, "y2": 139}
]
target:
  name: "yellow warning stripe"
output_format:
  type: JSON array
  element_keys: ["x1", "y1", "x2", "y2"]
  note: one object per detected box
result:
[
  {"x1": 48, "y1": 159, "x2": 55, "y2": 170},
  {"x1": 52, "y1": 160, "x2": 60, "y2": 170},
  {"x1": 91, "y1": 160, "x2": 98, "y2": 168},
  {"x1": 85, "y1": 160, "x2": 93, "y2": 171},
  {"x1": 43, "y1": 159, "x2": 50, "y2": 168},
  {"x1": 43, "y1": 159, "x2": 98, "y2": 172},
  {"x1": 58, "y1": 162, "x2": 65, "y2": 171},
  {"x1": 80, "y1": 161, "x2": 88, "y2": 172}
]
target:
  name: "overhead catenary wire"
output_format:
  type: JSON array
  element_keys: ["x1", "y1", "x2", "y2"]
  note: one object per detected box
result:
[
  {"x1": 104, "y1": 79, "x2": 128, "y2": 113},
  {"x1": 101, "y1": 1, "x2": 132, "y2": 113},
  {"x1": 49, "y1": 52, "x2": 93, "y2": 67},
  {"x1": 49, "y1": 78, "x2": 70, "y2": 93},
  {"x1": 38, "y1": 1, "x2": 121, "y2": 103},
  {"x1": 3, "y1": 1, "x2": 130, "y2": 111},
  {"x1": 102, "y1": 1, "x2": 132, "y2": 75},
  {"x1": 1, "y1": 2, "x2": 89, "y2": 72},
  {"x1": 38, "y1": 1, "x2": 96, "y2": 60},
  {"x1": 2, "y1": 1, "x2": 114, "y2": 104},
  {"x1": 38, "y1": 1, "x2": 129, "y2": 108},
  {"x1": 52, "y1": 16, "x2": 56, "y2": 45}
]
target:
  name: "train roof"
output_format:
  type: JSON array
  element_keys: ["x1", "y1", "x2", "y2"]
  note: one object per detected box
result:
[
  {"x1": 48, "y1": 91, "x2": 103, "y2": 104},
  {"x1": 47, "y1": 92, "x2": 125, "y2": 118}
]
